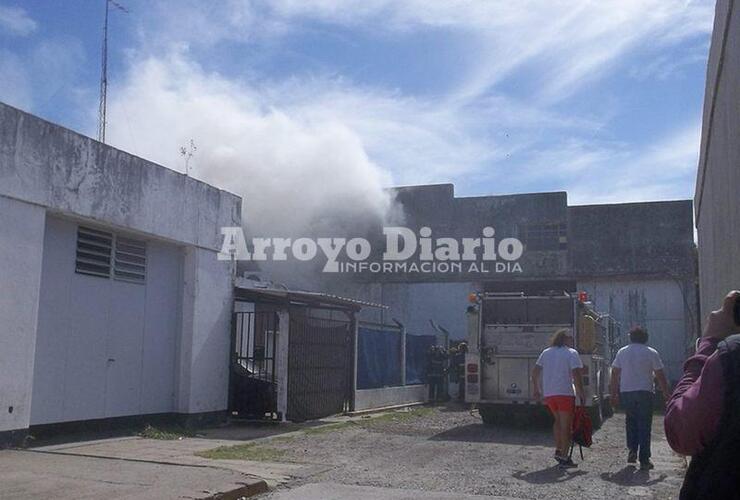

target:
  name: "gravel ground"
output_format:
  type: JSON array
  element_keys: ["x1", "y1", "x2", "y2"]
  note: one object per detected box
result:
[{"x1": 255, "y1": 404, "x2": 686, "y2": 500}]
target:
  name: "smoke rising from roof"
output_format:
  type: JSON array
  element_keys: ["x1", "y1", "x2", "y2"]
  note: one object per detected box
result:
[{"x1": 105, "y1": 52, "x2": 395, "y2": 243}]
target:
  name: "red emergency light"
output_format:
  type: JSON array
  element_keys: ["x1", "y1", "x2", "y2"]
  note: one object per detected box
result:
[{"x1": 578, "y1": 291, "x2": 588, "y2": 303}]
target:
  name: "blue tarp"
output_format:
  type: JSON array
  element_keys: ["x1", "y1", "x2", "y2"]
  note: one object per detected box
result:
[
  {"x1": 357, "y1": 327, "x2": 402, "y2": 389},
  {"x1": 357, "y1": 328, "x2": 437, "y2": 389},
  {"x1": 405, "y1": 334, "x2": 436, "y2": 385}
]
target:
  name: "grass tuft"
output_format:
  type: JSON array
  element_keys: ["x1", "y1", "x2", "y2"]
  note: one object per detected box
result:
[
  {"x1": 139, "y1": 424, "x2": 195, "y2": 440},
  {"x1": 195, "y1": 442, "x2": 287, "y2": 461}
]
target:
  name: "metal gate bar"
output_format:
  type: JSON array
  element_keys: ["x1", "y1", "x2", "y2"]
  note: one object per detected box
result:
[
  {"x1": 229, "y1": 310, "x2": 279, "y2": 419},
  {"x1": 287, "y1": 309, "x2": 353, "y2": 421}
]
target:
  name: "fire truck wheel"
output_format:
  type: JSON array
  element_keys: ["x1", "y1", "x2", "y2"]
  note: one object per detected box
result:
[
  {"x1": 587, "y1": 404, "x2": 603, "y2": 429},
  {"x1": 601, "y1": 396, "x2": 614, "y2": 418},
  {"x1": 479, "y1": 406, "x2": 498, "y2": 426}
]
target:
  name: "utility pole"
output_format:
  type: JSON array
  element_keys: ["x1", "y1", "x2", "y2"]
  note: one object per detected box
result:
[{"x1": 98, "y1": 0, "x2": 128, "y2": 143}]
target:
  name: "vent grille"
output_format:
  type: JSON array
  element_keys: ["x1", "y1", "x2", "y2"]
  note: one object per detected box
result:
[
  {"x1": 114, "y1": 236, "x2": 147, "y2": 283},
  {"x1": 76, "y1": 226, "x2": 113, "y2": 277},
  {"x1": 75, "y1": 226, "x2": 147, "y2": 283}
]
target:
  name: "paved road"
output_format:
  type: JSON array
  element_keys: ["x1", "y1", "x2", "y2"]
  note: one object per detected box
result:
[
  {"x1": 0, "y1": 448, "x2": 267, "y2": 499},
  {"x1": 254, "y1": 405, "x2": 686, "y2": 500}
]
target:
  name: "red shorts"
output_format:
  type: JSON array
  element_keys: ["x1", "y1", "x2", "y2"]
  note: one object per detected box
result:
[{"x1": 544, "y1": 395, "x2": 575, "y2": 414}]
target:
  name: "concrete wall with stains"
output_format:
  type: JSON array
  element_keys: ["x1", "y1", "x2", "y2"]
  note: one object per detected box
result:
[
  {"x1": 0, "y1": 102, "x2": 241, "y2": 441},
  {"x1": 695, "y1": 0, "x2": 740, "y2": 328},
  {"x1": 0, "y1": 102, "x2": 240, "y2": 251},
  {"x1": 568, "y1": 201, "x2": 695, "y2": 278}
]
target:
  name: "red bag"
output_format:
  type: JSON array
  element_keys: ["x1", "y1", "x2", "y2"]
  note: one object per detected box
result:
[{"x1": 570, "y1": 406, "x2": 593, "y2": 459}]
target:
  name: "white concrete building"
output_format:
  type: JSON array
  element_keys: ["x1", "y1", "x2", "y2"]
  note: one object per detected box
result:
[
  {"x1": 695, "y1": 0, "x2": 740, "y2": 324},
  {"x1": 0, "y1": 102, "x2": 241, "y2": 446}
]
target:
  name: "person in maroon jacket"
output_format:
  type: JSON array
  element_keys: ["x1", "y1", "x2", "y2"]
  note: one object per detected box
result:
[{"x1": 664, "y1": 290, "x2": 740, "y2": 499}]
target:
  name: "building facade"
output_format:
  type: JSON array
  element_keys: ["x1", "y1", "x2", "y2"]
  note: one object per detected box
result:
[
  {"x1": 0, "y1": 102, "x2": 241, "y2": 445},
  {"x1": 695, "y1": 0, "x2": 740, "y2": 327},
  {"x1": 323, "y1": 184, "x2": 697, "y2": 381}
]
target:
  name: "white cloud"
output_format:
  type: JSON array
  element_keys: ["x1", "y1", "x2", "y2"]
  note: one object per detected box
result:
[
  {"x1": 105, "y1": 53, "x2": 394, "y2": 237},
  {"x1": 557, "y1": 122, "x2": 702, "y2": 205},
  {"x1": 0, "y1": 5, "x2": 37, "y2": 36},
  {"x1": 97, "y1": 0, "x2": 711, "y2": 232},
  {"x1": 160, "y1": 0, "x2": 713, "y2": 104},
  {"x1": 104, "y1": 45, "x2": 606, "y2": 233},
  {"x1": 628, "y1": 46, "x2": 709, "y2": 81}
]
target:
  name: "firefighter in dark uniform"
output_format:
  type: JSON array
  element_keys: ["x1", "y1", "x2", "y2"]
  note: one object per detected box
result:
[
  {"x1": 450, "y1": 341, "x2": 468, "y2": 401},
  {"x1": 426, "y1": 345, "x2": 448, "y2": 403}
]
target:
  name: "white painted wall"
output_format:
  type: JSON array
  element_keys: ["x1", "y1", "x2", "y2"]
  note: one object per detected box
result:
[
  {"x1": 30, "y1": 216, "x2": 183, "y2": 425},
  {"x1": 695, "y1": 0, "x2": 740, "y2": 327},
  {"x1": 177, "y1": 246, "x2": 234, "y2": 414},
  {"x1": 354, "y1": 385, "x2": 427, "y2": 412},
  {"x1": 0, "y1": 197, "x2": 46, "y2": 432},
  {"x1": 0, "y1": 102, "x2": 241, "y2": 435}
]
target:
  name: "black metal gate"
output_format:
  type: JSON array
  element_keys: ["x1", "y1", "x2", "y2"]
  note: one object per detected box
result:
[
  {"x1": 229, "y1": 310, "x2": 279, "y2": 419},
  {"x1": 287, "y1": 308, "x2": 354, "y2": 421}
]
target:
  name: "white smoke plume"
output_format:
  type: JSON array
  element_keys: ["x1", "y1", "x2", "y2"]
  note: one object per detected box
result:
[{"x1": 105, "y1": 52, "x2": 394, "y2": 241}]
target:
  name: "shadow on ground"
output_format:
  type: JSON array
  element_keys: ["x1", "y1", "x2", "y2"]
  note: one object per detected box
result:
[
  {"x1": 27, "y1": 417, "x2": 336, "y2": 448},
  {"x1": 600, "y1": 466, "x2": 668, "y2": 486},
  {"x1": 27, "y1": 427, "x2": 140, "y2": 448},
  {"x1": 512, "y1": 465, "x2": 589, "y2": 484},
  {"x1": 435, "y1": 401, "x2": 469, "y2": 413}
]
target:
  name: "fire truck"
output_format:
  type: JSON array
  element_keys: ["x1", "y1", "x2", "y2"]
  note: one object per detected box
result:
[{"x1": 465, "y1": 291, "x2": 619, "y2": 427}]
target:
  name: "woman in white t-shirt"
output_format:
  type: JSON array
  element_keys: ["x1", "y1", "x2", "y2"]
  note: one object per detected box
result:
[{"x1": 532, "y1": 329, "x2": 585, "y2": 468}]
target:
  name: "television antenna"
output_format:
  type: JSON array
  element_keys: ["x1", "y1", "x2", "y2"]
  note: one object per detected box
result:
[{"x1": 98, "y1": 0, "x2": 128, "y2": 143}]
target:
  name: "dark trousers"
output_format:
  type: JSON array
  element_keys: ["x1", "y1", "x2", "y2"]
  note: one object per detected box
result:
[
  {"x1": 428, "y1": 376, "x2": 443, "y2": 402},
  {"x1": 621, "y1": 391, "x2": 654, "y2": 463}
]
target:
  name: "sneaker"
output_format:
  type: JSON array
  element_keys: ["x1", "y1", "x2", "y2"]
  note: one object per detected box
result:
[
  {"x1": 627, "y1": 451, "x2": 637, "y2": 464},
  {"x1": 559, "y1": 458, "x2": 578, "y2": 468},
  {"x1": 639, "y1": 460, "x2": 654, "y2": 471}
]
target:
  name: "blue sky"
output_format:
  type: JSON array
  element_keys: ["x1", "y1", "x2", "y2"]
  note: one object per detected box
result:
[{"x1": 0, "y1": 1, "x2": 715, "y2": 231}]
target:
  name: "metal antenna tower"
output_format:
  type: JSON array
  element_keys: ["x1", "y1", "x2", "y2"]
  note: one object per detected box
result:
[{"x1": 98, "y1": 0, "x2": 128, "y2": 143}]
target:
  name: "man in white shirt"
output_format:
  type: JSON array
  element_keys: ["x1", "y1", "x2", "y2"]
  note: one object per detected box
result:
[
  {"x1": 610, "y1": 326, "x2": 670, "y2": 471},
  {"x1": 532, "y1": 329, "x2": 585, "y2": 468}
]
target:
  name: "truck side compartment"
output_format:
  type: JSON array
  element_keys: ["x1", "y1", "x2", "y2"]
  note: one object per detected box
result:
[{"x1": 465, "y1": 291, "x2": 618, "y2": 427}]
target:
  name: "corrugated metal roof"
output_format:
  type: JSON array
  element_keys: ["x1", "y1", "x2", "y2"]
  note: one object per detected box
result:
[{"x1": 234, "y1": 285, "x2": 387, "y2": 310}]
